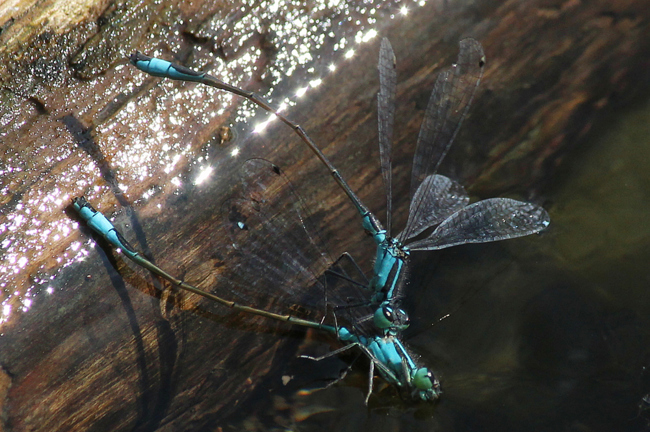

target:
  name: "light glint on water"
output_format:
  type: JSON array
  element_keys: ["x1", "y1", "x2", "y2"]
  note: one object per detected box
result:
[{"x1": 0, "y1": 0, "x2": 426, "y2": 327}]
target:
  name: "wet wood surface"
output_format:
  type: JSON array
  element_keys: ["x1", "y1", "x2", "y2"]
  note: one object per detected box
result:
[{"x1": 1, "y1": 0, "x2": 650, "y2": 430}]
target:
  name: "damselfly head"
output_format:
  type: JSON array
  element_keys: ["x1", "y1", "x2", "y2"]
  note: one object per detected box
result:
[
  {"x1": 128, "y1": 51, "x2": 150, "y2": 66},
  {"x1": 412, "y1": 367, "x2": 440, "y2": 401},
  {"x1": 71, "y1": 196, "x2": 90, "y2": 212},
  {"x1": 373, "y1": 303, "x2": 410, "y2": 331}
]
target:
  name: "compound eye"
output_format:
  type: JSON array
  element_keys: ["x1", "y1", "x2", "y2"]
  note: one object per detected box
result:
[
  {"x1": 397, "y1": 308, "x2": 410, "y2": 324},
  {"x1": 414, "y1": 368, "x2": 435, "y2": 390},
  {"x1": 392, "y1": 308, "x2": 410, "y2": 330},
  {"x1": 373, "y1": 304, "x2": 394, "y2": 329}
]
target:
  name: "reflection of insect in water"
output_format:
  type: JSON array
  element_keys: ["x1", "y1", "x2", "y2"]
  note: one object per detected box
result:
[
  {"x1": 637, "y1": 393, "x2": 650, "y2": 424},
  {"x1": 640, "y1": 393, "x2": 650, "y2": 410},
  {"x1": 73, "y1": 158, "x2": 438, "y2": 403}
]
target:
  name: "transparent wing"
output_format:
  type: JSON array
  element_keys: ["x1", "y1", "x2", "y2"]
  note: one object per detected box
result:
[
  {"x1": 407, "y1": 198, "x2": 550, "y2": 251},
  {"x1": 402, "y1": 39, "x2": 485, "y2": 241},
  {"x1": 410, "y1": 38, "x2": 485, "y2": 196},
  {"x1": 397, "y1": 174, "x2": 469, "y2": 241},
  {"x1": 216, "y1": 158, "x2": 333, "y2": 320},
  {"x1": 323, "y1": 260, "x2": 378, "y2": 337},
  {"x1": 377, "y1": 37, "x2": 397, "y2": 236},
  {"x1": 217, "y1": 158, "x2": 375, "y2": 330}
]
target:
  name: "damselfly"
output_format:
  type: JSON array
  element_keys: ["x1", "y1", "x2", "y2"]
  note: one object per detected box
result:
[
  {"x1": 73, "y1": 158, "x2": 439, "y2": 403},
  {"x1": 130, "y1": 38, "x2": 550, "y2": 330}
]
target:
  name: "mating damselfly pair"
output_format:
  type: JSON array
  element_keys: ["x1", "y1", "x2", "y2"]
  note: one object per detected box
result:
[{"x1": 75, "y1": 37, "x2": 549, "y2": 403}]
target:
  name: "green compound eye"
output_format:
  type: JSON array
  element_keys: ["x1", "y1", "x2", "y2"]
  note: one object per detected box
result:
[
  {"x1": 413, "y1": 368, "x2": 434, "y2": 390},
  {"x1": 373, "y1": 305, "x2": 394, "y2": 329},
  {"x1": 373, "y1": 304, "x2": 411, "y2": 331}
]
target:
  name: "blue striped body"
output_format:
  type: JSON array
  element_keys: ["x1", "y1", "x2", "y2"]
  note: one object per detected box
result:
[
  {"x1": 369, "y1": 235, "x2": 407, "y2": 304},
  {"x1": 73, "y1": 198, "x2": 137, "y2": 260},
  {"x1": 129, "y1": 52, "x2": 206, "y2": 83},
  {"x1": 361, "y1": 212, "x2": 410, "y2": 331},
  {"x1": 335, "y1": 325, "x2": 437, "y2": 401}
]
